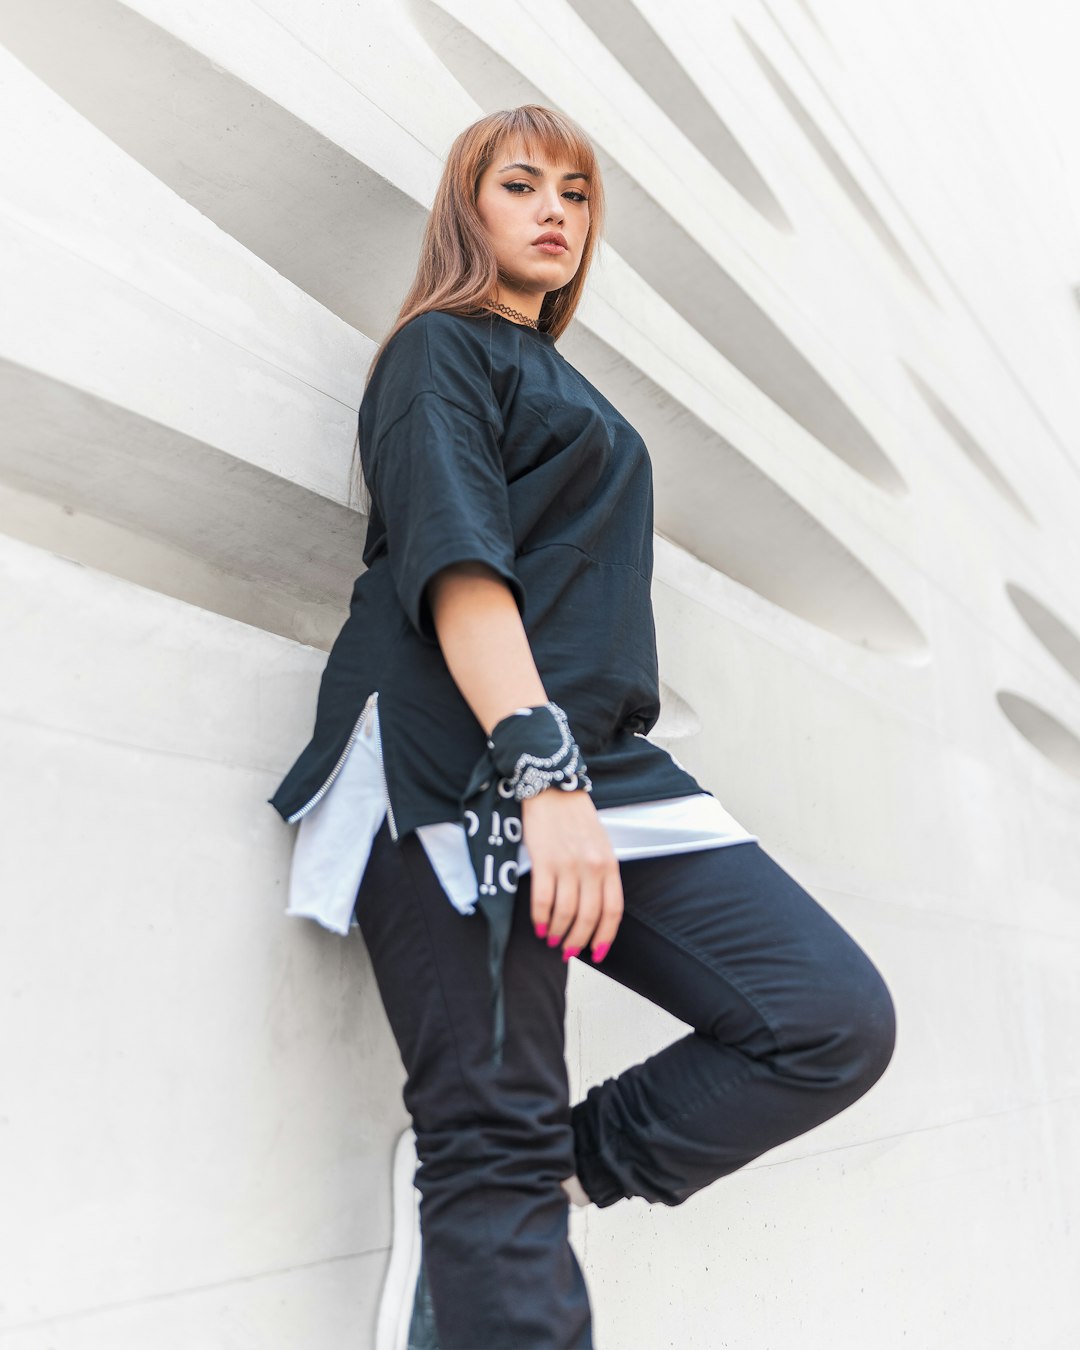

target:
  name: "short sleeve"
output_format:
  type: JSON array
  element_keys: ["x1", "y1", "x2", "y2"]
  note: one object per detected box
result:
[{"x1": 361, "y1": 314, "x2": 525, "y2": 643}]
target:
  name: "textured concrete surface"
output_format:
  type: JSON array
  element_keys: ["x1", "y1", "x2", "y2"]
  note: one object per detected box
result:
[{"x1": 2, "y1": 1, "x2": 1078, "y2": 1345}]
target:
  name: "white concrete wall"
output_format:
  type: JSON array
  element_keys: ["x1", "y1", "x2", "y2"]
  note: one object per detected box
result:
[{"x1": 2, "y1": 1, "x2": 1079, "y2": 1346}]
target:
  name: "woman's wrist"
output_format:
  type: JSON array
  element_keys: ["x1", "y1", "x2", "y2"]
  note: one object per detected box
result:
[{"x1": 521, "y1": 784, "x2": 595, "y2": 810}]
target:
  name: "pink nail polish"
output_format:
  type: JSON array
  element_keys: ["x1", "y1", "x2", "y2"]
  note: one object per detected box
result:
[
  {"x1": 535, "y1": 923, "x2": 548, "y2": 939},
  {"x1": 547, "y1": 933, "x2": 561, "y2": 948},
  {"x1": 562, "y1": 946, "x2": 580, "y2": 963},
  {"x1": 592, "y1": 942, "x2": 610, "y2": 963}
]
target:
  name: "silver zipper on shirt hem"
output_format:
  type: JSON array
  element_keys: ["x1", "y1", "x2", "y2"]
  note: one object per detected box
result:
[
  {"x1": 370, "y1": 690, "x2": 399, "y2": 840},
  {"x1": 285, "y1": 692, "x2": 381, "y2": 826}
]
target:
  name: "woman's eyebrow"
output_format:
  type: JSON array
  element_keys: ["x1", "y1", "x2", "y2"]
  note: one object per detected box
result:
[{"x1": 497, "y1": 161, "x2": 590, "y2": 183}]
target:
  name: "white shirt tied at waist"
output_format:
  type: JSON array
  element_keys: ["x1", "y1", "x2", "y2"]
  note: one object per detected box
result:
[{"x1": 285, "y1": 701, "x2": 759, "y2": 935}]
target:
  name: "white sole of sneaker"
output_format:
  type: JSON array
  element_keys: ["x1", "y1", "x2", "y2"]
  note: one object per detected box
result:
[{"x1": 375, "y1": 1126, "x2": 423, "y2": 1350}]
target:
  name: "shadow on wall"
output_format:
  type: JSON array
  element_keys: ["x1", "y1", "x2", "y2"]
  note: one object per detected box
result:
[
  {"x1": 997, "y1": 691, "x2": 1080, "y2": 781},
  {"x1": 737, "y1": 17, "x2": 937, "y2": 303},
  {"x1": 0, "y1": 0, "x2": 427, "y2": 339},
  {"x1": 904, "y1": 364, "x2": 1036, "y2": 525},
  {"x1": 566, "y1": 0, "x2": 794, "y2": 231},
  {"x1": 1006, "y1": 584, "x2": 1080, "y2": 686}
]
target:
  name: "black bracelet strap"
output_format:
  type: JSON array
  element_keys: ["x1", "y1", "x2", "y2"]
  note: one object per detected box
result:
[{"x1": 460, "y1": 702, "x2": 591, "y2": 1067}]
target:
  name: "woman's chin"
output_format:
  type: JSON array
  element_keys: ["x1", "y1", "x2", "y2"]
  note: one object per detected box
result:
[{"x1": 515, "y1": 254, "x2": 574, "y2": 282}]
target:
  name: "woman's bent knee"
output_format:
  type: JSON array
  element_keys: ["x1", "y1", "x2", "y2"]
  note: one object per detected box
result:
[
  {"x1": 827, "y1": 957, "x2": 896, "y2": 1096},
  {"x1": 844, "y1": 961, "x2": 896, "y2": 1091},
  {"x1": 781, "y1": 950, "x2": 897, "y2": 1100}
]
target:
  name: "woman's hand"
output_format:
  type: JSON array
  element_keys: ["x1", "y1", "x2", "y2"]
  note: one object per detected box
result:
[
  {"x1": 521, "y1": 789, "x2": 623, "y2": 964},
  {"x1": 426, "y1": 562, "x2": 623, "y2": 962}
]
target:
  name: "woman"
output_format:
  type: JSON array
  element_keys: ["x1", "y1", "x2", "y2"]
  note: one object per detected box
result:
[{"x1": 268, "y1": 104, "x2": 896, "y2": 1349}]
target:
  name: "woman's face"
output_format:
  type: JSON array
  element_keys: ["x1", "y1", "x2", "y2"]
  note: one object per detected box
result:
[{"x1": 475, "y1": 137, "x2": 591, "y2": 316}]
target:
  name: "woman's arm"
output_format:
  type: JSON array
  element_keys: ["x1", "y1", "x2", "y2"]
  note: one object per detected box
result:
[
  {"x1": 426, "y1": 561, "x2": 548, "y2": 734},
  {"x1": 428, "y1": 561, "x2": 623, "y2": 962}
]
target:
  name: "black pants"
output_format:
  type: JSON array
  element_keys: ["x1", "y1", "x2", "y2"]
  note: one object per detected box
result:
[{"x1": 354, "y1": 817, "x2": 896, "y2": 1349}]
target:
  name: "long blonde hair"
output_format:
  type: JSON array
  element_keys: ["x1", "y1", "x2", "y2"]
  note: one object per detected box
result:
[{"x1": 348, "y1": 104, "x2": 607, "y2": 511}]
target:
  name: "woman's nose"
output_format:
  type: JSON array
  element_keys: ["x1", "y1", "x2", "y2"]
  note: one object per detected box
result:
[{"x1": 539, "y1": 194, "x2": 564, "y2": 223}]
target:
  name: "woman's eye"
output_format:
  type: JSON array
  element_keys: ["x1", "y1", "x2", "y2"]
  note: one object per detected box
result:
[{"x1": 503, "y1": 181, "x2": 589, "y2": 203}]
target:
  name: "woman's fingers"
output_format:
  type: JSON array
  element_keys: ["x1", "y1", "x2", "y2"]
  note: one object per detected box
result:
[
  {"x1": 545, "y1": 869, "x2": 580, "y2": 950},
  {"x1": 559, "y1": 853, "x2": 608, "y2": 959},
  {"x1": 529, "y1": 863, "x2": 556, "y2": 939},
  {"x1": 588, "y1": 866, "x2": 624, "y2": 964},
  {"x1": 522, "y1": 790, "x2": 620, "y2": 957}
]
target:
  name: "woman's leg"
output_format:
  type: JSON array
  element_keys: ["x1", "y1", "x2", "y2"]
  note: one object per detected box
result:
[
  {"x1": 571, "y1": 840, "x2": 897, "y2": 1209},
  {"x1": 354, "y1": 817, "x2": 592, "y2": 1350}
]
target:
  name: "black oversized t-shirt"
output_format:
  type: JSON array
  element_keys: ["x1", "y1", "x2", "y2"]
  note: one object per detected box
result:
[{"x1": 268, "y1": 308, "x2": 708, "y2": 837}]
